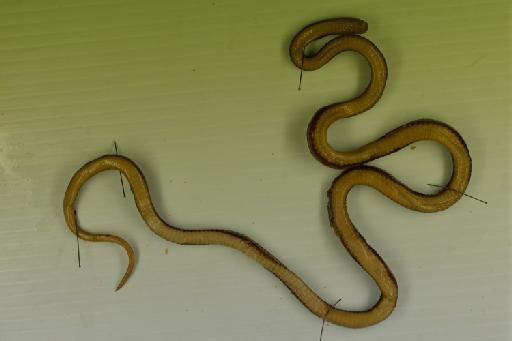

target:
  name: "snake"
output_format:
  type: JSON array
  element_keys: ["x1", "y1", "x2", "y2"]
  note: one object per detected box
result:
[{"x1": 63, "y1": 17, "x2": 472, "y2": 328}]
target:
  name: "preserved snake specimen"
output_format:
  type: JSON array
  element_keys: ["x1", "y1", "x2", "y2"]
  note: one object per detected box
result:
[{"x1": 63, "y1": 18, "x2": 471, "y2": 328}]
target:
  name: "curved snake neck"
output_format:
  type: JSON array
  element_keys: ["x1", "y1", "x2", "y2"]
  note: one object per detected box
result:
[{"x1": 63, "y1": 17, "x2": 472, "y2": 328}]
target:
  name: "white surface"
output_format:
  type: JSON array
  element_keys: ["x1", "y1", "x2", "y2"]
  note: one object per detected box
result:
[{"x1": 0, "y1": 1, "x2": 510, "y2": 340}]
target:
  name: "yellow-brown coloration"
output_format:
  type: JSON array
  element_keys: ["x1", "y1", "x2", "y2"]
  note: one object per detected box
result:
[{"x1": 63, "y1": 18, "x2": 471, "y2": 328}]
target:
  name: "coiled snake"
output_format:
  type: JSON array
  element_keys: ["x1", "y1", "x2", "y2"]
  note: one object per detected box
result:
[{"x1": 63, "y1": 18, "x2": 472, "y2": 328}]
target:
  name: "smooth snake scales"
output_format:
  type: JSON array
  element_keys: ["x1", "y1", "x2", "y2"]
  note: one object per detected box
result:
[{"x1": 63, "y1": 18, "x2": 472, "y2": 328}]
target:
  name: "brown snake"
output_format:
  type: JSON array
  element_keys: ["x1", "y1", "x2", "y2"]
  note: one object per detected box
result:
[{"x1": 63, "y1": 18, "x2": 472, "y2": 328}]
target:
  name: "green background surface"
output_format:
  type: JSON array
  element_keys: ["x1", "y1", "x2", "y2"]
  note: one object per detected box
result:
[{"x1": 1, "y1": 0, "x2": 510, "y2": 340}]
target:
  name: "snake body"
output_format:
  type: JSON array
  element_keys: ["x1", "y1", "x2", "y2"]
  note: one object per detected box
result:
[{"x1": 63, "y1": 18, "x2": 472, "y2": 328}]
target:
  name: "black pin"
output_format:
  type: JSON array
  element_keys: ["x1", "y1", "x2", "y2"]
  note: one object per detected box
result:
[
  {"x1": 319, "y1": 298, "x2": 342, "y2": 341},
  {"x1": 298, "y1": 47, "x2": 305, "y2": 90},
  {"x1": 74, "y1": 209, "x2": 81, "y2": 268},
  {"x1": 114, "y1": 141, "x2": 126, "y2": 198},
  {"x1": 427, "y1": 184, "x2": 487, "y2": 204}
]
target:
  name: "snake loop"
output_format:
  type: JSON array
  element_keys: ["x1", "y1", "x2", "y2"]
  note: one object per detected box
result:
[{"x1": 64, "y1": 18, "x2": 472, "y2": 328}]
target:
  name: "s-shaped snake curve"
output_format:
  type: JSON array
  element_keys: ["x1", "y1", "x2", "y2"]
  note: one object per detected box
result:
[{"x1": 63, "y1": 18, "x2": 472, "y2": 328}]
